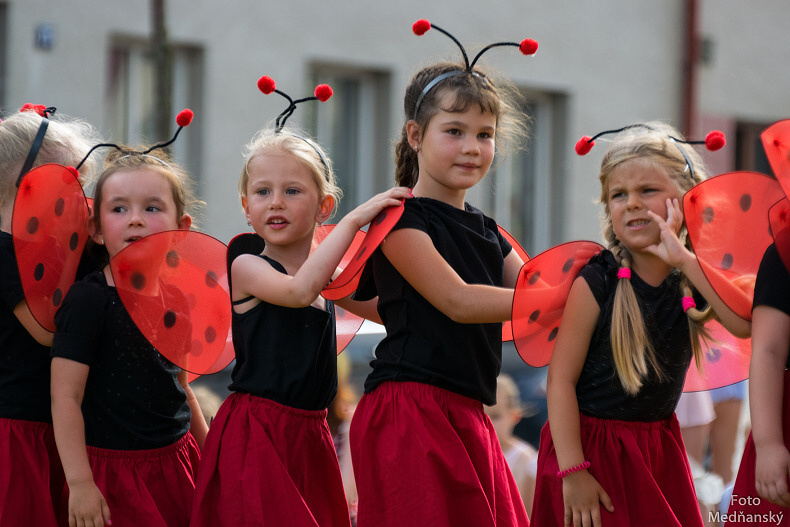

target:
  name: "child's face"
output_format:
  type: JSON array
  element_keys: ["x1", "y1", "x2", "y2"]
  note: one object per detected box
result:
[
  {"x1": 243, "y1": 151, "x2": 326, "y2": 247},
  {"x1": 485, "y1": 392, "x2": 521, "y2": 442},
  {"x1": 607, "y1": 158, "x2": 681, "y2": 254},
  {"x1": 94, "y1": 168, "x2": 188, "y2": 259},
  {"x1": 411, "y1": 92, "x2": 497, "y2": 193}
]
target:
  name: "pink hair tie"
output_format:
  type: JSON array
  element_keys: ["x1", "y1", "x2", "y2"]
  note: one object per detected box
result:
[
  {"x1": 682, "y1": 296, "x2": 696, "y2": 312},
  {"x1": 557, "y1": 460, "x2": 591, "y2": 478},
  {"x1": 617, "y1": 268, "x2": 631, "y2": 280}
]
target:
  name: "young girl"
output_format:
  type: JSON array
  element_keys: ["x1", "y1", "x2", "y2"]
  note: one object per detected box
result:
[
  {"x1": 726, "y1": 245, "x2": 790, "y2": 525},
  {"x1": 349, "y1": 20, "x2": 535, "y2": 527},
  {"x1": 51, "y1": 146, "x2": 208, "y2": 527},
  {"x1": 485, "y1": 374, "x2": 539, "y2": 517},
  {"x1": 189, "y1": 123, "x2": 410, "y2": 526},
  {"x1": 0, "y1": 105, "x2": 100, "y2": 526},
  {"x1": 530, "y1": 122, "x2": 750, "y2": 527}
]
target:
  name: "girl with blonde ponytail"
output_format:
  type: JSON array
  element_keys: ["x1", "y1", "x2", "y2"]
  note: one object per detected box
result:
[{"x1": 531, "y1": 122, "x2": 750, "y2": 527}]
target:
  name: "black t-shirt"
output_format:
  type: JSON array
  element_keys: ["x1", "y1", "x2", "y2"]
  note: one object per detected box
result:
[
  {"x1": 575, "y1": 250, "x2": 706, "y2": 421},
  {"x1": 228, "y1": 255, "x2": 338, "y2": 411},
  {"x1": 357, "y1": 197, "x2": 512, "y2": 405},
  {"x1": 0, "y1": 232, "x2": 52, "y2": 422},
  {"x1": 753, "y1": 243, "x2": 790, "y2": 368},
  {"x1": 52, "y1": 271, "x2": 190, "y2": 450}
]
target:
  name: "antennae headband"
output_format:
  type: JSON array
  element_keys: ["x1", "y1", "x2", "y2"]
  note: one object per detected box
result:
[{"x1": 410, "y1": 19, "x2": 538, "y2": 121}]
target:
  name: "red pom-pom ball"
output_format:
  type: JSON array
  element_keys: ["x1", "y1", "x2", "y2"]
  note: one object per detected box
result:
[
  {"x1": 705, "y1": 130, "x2": 725, "y2": 151},
  {"x1": 519, "y1": 39, "x2": 539, "y2": 55},
  {"x1": 413, "y1": 19, "x2": 431, "y2": 36},
  {"x1": 575, "y1": 136, "x2": 594, "y2": 156},
  {"x1": 20, "y1": 103, "x2": 47, "y2": 117},
  {"x1": 257, "y1": 75, "x2": 276, "y2": 94},
  {"x1": 314, "y1": 84, "x2": 333, "y2": 102},
  {"x1": 176, "y1": 109, "x2": 194, "y2": 127}
]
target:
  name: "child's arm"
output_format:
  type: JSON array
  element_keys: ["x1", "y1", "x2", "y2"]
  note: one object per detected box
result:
[
  {"x1": 13, "y1": 300, "x2": 53, "y2": 346},
  {"x1": 380, "y1": 229, "x2": 523, "y2": 324},
  {"x1": 750, "y1": 304, "x2": 790, "y2": 507},
  {"x1": 334, "y1": 297, "x2": 382, "y2": 324},
  {"x1": 233, "y1": 187, "x2": 411, "y2": 308},
  {"x1": 546, "y1": 278, "x2": 614, "y2": 527},
  {"x1": 178, "y1": 369, "x2": 209, "y2": 449},
  {"x1": 647, "y1": 198, "x2": 751, "y2": 338},
  {"x1": 335, "y1": 236, "x2": 523, "y2": 323},
  {"x1": 51, "y1": 357, "x2": 112, "y2": 527}
]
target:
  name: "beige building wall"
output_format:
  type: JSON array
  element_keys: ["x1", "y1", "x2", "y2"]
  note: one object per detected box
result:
[{"x1": 4, "y1": 0, "x2": 789, "y2": 251}]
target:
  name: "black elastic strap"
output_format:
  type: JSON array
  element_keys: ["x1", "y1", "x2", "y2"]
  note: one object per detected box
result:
[{"x1": 16, "y1": 118, "x2": 50, "y2": 187}]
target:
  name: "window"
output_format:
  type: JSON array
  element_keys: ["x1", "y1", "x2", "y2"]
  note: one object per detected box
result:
[
  {"x1": 105, "y1": 38, "x2": 204, "y2": 188},
  {"x1": 735, "y1": 121, "x2": 772, "y2": 175},
  {"x1": 308, "y1": 65, "x2": 391, "y2": 218},
  {"x1": 471, "y1": 89, "x2": 569, "y2": 255}
]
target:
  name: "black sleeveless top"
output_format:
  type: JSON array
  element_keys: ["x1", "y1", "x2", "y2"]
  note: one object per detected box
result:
[
  {"x1": 228, "y1": 254, "x2": 338, "y2": 411},
  {"x1": 0, "y1": 232, "x2": 52, "y2": 423},
  {"x1": 753, "y1": 243, "x2": 790, "y2": 368},
  {"x1": 575, "y1": 250, "x2": 706, "y2": 421},
  {"x1": 356, "y1": 197, "x2": 512, "y2": 405}
]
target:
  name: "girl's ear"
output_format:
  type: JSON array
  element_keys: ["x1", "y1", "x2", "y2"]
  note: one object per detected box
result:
[
  {"x1": 88, "y1": 215, "x2": 103, "y2": 245},
  {"x1": 406, "y1": 120, "x2": 423, "y2": 151},
  {"x1": 241, "y1": 196, "x2": 252, "y2": 226},
  {"x1": 178, "y1": 214, "x2": 192, "y2": 231},
  {"x1": 316, "y1": 195, "x2": 335, "y2": 225}
]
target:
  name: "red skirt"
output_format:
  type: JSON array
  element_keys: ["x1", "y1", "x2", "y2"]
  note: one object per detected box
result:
[
  {"x1": 190, "y1": 392, "x2": 350, "y2": 527},
  {"x1": 0, "y1": 418, "x2": 65, "y2": 527},
  {"x1": 74, "y1": 432, "x2": 200, "y2": 527},
  {"x1": 349, "y1": 381, "x2": 529, "y2": 527},
  {"x1": 728, "y1": 370, "x2": 790, "y2": 526},
  {"x1": 530, "y1": 413, "x2": 702, "y2": 527}
]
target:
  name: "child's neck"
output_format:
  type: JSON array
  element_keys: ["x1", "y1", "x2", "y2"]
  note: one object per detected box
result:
[
  {"x1": 261, "y1": 237, "x2": 312, "y2": 276},
  {"x1": 629, "y1": 251, "x2": 674, "y2": 287},
  {"x1": 412, "y1": 181, "x2": 467, "y2": 210}
]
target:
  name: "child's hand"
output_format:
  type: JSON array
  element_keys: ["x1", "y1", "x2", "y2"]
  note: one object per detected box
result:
[
  {"x1": 68, "y1": 479, "x2": 112, "y2": 526},
  {"x1": 645, "y1": 198, "x2": 694, "y2": 270},
  {"x1": 345, "y1": 187, "x2": 412, "y2": 230},
  {"x1": 562, "y1": 470, "x2": 614, "y2": 527},
  {"x1": 755, "y1": 442, "x2": 790, "y2": 507}
]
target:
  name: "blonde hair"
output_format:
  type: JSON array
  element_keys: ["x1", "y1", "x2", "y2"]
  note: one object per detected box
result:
[
  {"x1": 597, "y1": 122, "x2": 714, "y2": 394},
  {"x1": 394, "y1": 62, "x2": 530, "y2": 188},
  {"x1": 0, "y1": 110, "x2": 101, "y2": 213},
  {"x1": 496, "y1": 373, "x2": 522, "y2": 411},
  {"x1": 239, "y1": 127, "x2": 341, "y2": 216},
  {"x1": 92, "y1": 148, "x2": 201, "y2": 233}
]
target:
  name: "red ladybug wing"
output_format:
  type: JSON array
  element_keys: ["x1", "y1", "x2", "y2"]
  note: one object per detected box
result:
[
  {"x1": 762, "y1": 119, "x2": 790, "y2": 196},
  {"x1": 770, "y1": 199, "x2": 790, "y2": 274},
  {"x1": 321, "y1": 203, "x2": 404, "y2": 301},
  {"x1": 512, "y1": 241, "x2": 604, "y2": 367},
  {"x1": 12, "y1": 164, "x2": 89, "y2": 331},
  {"x1": 684, "y1": 171, "x2": 783, "y2": 321},
  {"x1": 683, "y1": 319, "x2": 751, "y2": 392},
  {"x1": 497, "y1": 225, "x2": 530, "y2": 342},
  {"x1": 111, "y1": 230, "x2": 233, "y2": 375}
]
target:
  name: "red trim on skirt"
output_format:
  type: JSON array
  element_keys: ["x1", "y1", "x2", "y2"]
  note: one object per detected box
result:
[
  {"x1": 190, "y1": 392, "x2": 351, "y2": 527},
  {"x1": 70, "y1": 431, "x2": 200, "y2": 527},
  {"x1": 0, "y1": 418, "x2": 65, "y2": 527},
  {"x1": 728, "y1": 370, "x2": 790, "y2": 526},
  {"x1": 349, "y1": 381, "x2": 529, "y2": 527},
  {"x1": 530, "y1": 413, "x2": 703, "y2": 527}
]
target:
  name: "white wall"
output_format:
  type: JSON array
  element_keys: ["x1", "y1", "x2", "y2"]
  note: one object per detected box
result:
[{"x1": 5, "y1": 0, "x2": 788, "y2": 246}]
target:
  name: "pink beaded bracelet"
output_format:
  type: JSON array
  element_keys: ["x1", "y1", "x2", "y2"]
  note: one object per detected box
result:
[{"x1": 556, "y1": 460, "x2": 591, "y2": 478}]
